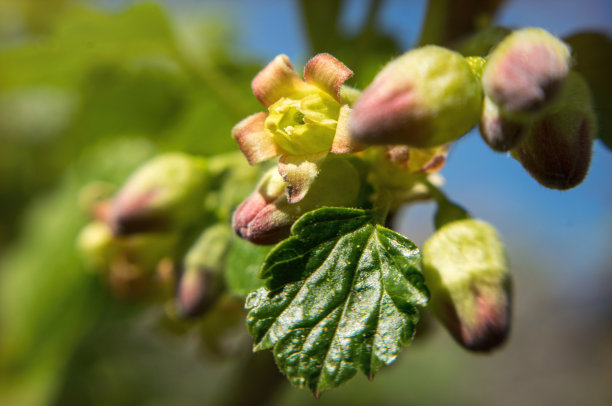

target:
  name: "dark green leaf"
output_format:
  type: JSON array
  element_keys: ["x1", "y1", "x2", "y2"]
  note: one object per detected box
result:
[
  {"x1": 246, "y1": 208, "x2": 429, "y2": 394},
  {"x1": 565, "y1": 31, "x2": 612, "y2": 150}
]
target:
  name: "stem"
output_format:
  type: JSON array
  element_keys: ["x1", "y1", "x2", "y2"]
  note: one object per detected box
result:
[
  {"x1": 419, "y1": 0, "x2": 508, "y2": 47},
  {"x1": 418, "y1": 0, "x2": 449, "y2": 46},
  {"x1": 422, "y1": 177, "x2": 448, "y2": 203},
  {"x1": 352, "y1": 0, "x2": 385, "y2": 69},
  {"x1": 422, "y1": 179, "x2": 470, "y2": 229},
  {"x1": 373, "y1": 188, "x2": 392, "y2": 225},
  {"x1": 299, "y1": 0, "x2": 344, "y2": 54}
]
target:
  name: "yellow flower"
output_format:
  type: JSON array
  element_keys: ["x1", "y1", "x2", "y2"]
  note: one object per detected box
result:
[{"x1": 232, "y1": 53, "x2": 363, "y2": 203}]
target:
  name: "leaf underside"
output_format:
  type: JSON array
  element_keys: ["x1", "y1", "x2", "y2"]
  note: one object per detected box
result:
[{"x1": 246, "y1": 207, "x2": 429, "y2": 394}]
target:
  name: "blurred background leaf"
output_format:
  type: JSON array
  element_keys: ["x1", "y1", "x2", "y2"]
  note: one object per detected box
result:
[
  {"x1": 0, "y1": 2, "x2": 260, "y2": 246},
  {"x1": 565, "y1": 31, "x2": 612, "y2": 150}
]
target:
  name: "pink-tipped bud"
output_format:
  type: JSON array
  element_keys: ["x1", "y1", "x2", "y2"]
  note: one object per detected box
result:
[
  {"x1": 232, "y1": 168, "x2": 292, "y2": 245},
  {"x1": 512, "y1": 72, "x2": 596, "y2": 190},
  {"x1": 423, "y1": 219, "x2": 512, "y2": 352},
  {"x1": 233, "y1": 155, "x2": 363, "y2": 245},
  {"x1": 177, "y1": 266, "x2": 220, "y2": 318},
  {"x1": 350, "y1": 46, "x2": 482, "y2": 148},
  {"x1": 110, "y1": 153, "x2": 208, "y2": 236},
  {"x1": 479, "y1": 97, "x2": 528, "y2": 152},
  {"x1": 175, "y1": 225, "x2": 231, "y2": 318},
  {"x1": 483, "y1": 28, "x2": 571, "y2": 115}
]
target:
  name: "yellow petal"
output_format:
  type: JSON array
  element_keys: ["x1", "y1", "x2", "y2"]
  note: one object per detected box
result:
[
  {"x1": 252, "y1": 54, "x2": 309, "y2": 108},
  {"x1": 277, "y1": 152, "x2": 327, "y2": 203},
  {"x1": 232, "y1": 112, "x2": 280, "y2": 165},
  {"x1": 304, "y1": 53, "x2": 353, "y2": 103},
  {"x1": 331, "y1": 105, "x2": 367, "y2": 154}
]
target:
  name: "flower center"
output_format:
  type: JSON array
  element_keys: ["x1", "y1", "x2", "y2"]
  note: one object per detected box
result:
[{"x1": 265, "y1": 90, "x2": 340, "y2": 155}]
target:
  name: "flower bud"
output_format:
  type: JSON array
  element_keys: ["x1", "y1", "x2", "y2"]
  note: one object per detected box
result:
[
  {"x1": 176, "y1": 225, "x2": 231, "y2": 318},
  {"x1": 482, "y1": 28, "x2": 571, "y2": 115},
  {"x1": 233, "y1": 155, "x2": 362, "y2": 245},
  {"x1": 422, "y1": 219, "x2": 512, "y2": 352},
  {"x1": 350, "y1": 45, "x2": 482, "y2": 148},
  {"x1": 110, "y1": 153, "x2": 208, "y2": 236},
  {"x1": 512, "y1": 72, "x2": 596, "y2": 190},
  {"x1": 479, "y1": 96, "x2": 528, "y2": 152},
  {"x1": 232, "y1": 167, "x2": 290, "y2": 245},
  {"x1": 77, "y1": 221, "x2": 115, "y2": 270}
]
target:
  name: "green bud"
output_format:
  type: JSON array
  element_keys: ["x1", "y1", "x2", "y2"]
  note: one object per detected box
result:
[
  {"x1": 479, "y1": 96, "x2": 528, "y2": 152},
  {"x1": 512, "y1": 72, "x2": 596, "y2": 190},
  {"x1": 110, "y1": 153, "x2": 208, "y2": 235},
  {"x1": 77, "y1": 221, "x2": 115, "y2": 270},
  {"x1": 422, "y1": 219, "x2": 512, "y2": 352},
  {"x1": 176, "y1": 225, "x2": 232, "y2": 318},
  {"x1": 232, "y1": 155, "x2": 362, "y2": 245},
  {"x1": 350, "y1": 45, "x2": 483, "y2": 148},
  {"x1": 483, "y1": 28, "x2": 571, "y2": 115}
]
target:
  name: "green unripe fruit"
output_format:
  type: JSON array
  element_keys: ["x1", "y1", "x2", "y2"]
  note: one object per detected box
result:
[{"x1": 350, "y1": 45, "x2": 483, "y2": 148}]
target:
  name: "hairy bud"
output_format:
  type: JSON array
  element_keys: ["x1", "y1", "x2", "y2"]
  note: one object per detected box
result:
[
  {"x1": 479, "y1": 96, "x2": 528, "y2": 152},
  {"x1": 110, "y1": 153, "x2": 208, "y2": 235},
  {"x1": 512, "y1": 72, "x2": 596, "y2": 190},
  {"x1": 350, "y1": 45, "x2": 482, "y2": 148},
  {"x1": 422, "y1": 219, "x2": 512, "y2": 352},
  {"x1": 176, "y1": 225, "x2": 231, "y2": 318},
  {"x1": 232, "y1": 166, "x2": 290, "y2": 245},
  {"x1": 483, "y1": 28, "x2": 571, "y2": 115},
  {"x1": 233, "y1": 155, "x2": 362, "y2": 245}
]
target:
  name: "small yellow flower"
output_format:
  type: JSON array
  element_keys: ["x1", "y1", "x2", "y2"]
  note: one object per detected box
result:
[{"x1": 232, "y1": 53, "x2": 363, "y2": 203}]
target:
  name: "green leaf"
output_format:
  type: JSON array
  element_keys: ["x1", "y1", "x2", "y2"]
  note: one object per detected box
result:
[
  {"x1": 565, "y1": 31, "x2": 612, "y2": 150},
  {"x1": 246, "y1": 207, "x2": 429, "y2": 394},
  {"x1": 225, "y1": 236, "x2": 271, "y2": 298}
]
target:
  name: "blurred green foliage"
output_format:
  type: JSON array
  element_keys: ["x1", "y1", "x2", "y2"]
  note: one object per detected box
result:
[
  {"x1": 0, "y1": 2, "x2": 262, "y2": 404},
  {"x1": 0, "y1": 2, "x2": 261, "y2": 247}
]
